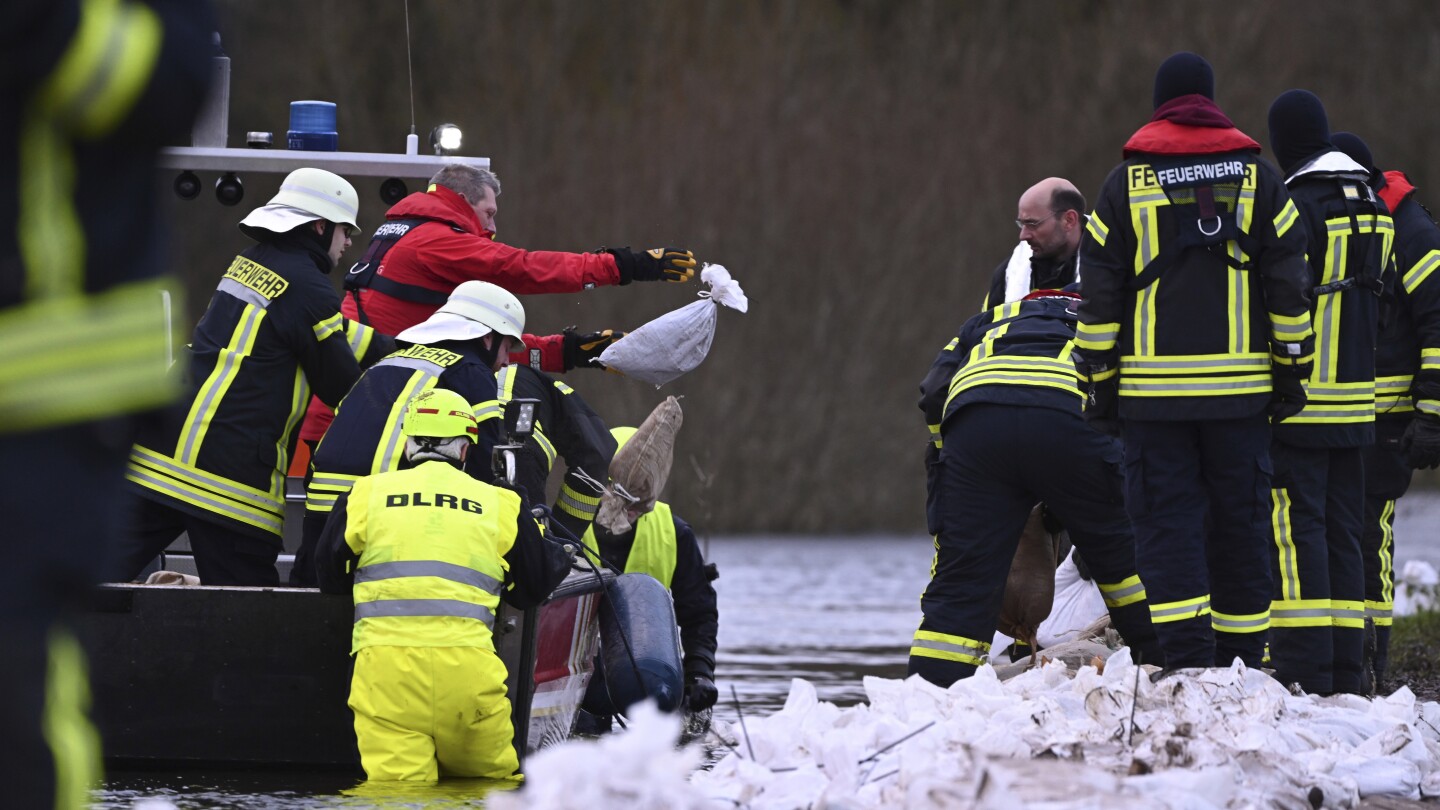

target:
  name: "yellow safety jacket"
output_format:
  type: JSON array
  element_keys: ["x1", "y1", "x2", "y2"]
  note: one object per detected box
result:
[
  {"x1": 582, "y1": 502, "x2": 677, "y2": 589},
  {"x1": 343, "y1": 461, "x2": 518, "y2": 653}
]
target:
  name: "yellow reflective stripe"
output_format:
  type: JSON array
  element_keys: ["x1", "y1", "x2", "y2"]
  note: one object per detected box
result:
[
  {"x1": 128, "y1": 446, "x2": 284, "y2": 535},
  {"x1": 1086, "y1": 211, "x2": 1109, "y2": 246},
  {"x1": 1419, "y1": 400, "x2": 1440, "y2": 418},
  {"x1": 344, "y1": 318, "x2": 376, "y2": 358},
  {"x1": 306, "y1": 472, "x2": 362, "y2": 512},
  {"x1": 1375, "y1": 376, "x2": 1414, "y2": 413},
  {"x1": 1074, "y1": 321, "x2": 1119, "y2": 352},
  {"x1": 473, "y1": 398, "x2": 502, "y2": 423},
  {"x1": 374, "y1": 371, "x2": 438, "y2": 474},
  {"x1": 42, "y1": 628, "x2": 101, "y2": 810},
  {"x1": 1422, "y1": 348, "x2": 1440, "y2": 372},
  {"x1": 20, "y1": 110, "x2": 82, "y2": 300},
  {"x1": 1288, "y1": 381, "x2": 1376, "y2": 423},
  {"x1": 1268, "y1": 311, "x2": 1312, "y2": 342},
  {"x1": 177, "y1": 304, "x2": 267, "y2": 465},
  {"x1": 1135, "y1": 283, "x2": 1159, "y2": 356},
  {"x1": 1379, "y1": 498, "x2": 1396, "y2": 607},
  {"x1": 273, "y1": 367, "x2": 309, "y2": 497},
  {"x1": 942, "y1": 337, "x2": 959, "y2": 352},
  {"x1": 1403, "y1": 250, "x2": 1440, "y2": 295},
  {"x1": 0, "y1": 278, "x2": 181, "y2": 432},
  {"x1": 1273, "y1": 199, "x2": 1300, "y2": 238},
  {"x1": 556, "y1": 481, "x2": 601, "y2": 519},
  {"x1": 1332, "y1": 600, "x2": 1365, "y2": 629},
  {"x1": 495, "y1": 365, "x2": 518, "y2": 402},
  {"x1": 38, "y1": 0, "x2": 163, "y2": 136},
  {"x1": 1120, "y1": 376, "x2": 1270, "y2": 396},
  {"x1": 313, "y1": 313, "x2": 344, "y2": 342},
  {"x1": 1121, "y1": 353, "x2": 1269, "y2": 374},
  {"x1": 1097, "y1": 575, "x2": 1145, "y2": 608},
  {"x1": 1211, "y1": 609, "x2": 1269, "y2": 634},
  {"x1": 910, "y1": 630, "x2": 989, "y2": 666},
  {"x1": 532, "y1": 427, "x2": 557, "y2": 468},
  {"x1": 1149, "y1": 595, "x2": 1211, "y2": 624},
  {"x1": 1269, "y1": 598, "x2": 1332, "y2": 628},
  {"x1": 1271, "y1": 488, "x2": 1299, "y2": 601}
]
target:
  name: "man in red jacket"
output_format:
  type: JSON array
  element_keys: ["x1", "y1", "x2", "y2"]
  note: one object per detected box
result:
[{"x1": 299, "y1": 163, "x2": 698, "y2": 446}]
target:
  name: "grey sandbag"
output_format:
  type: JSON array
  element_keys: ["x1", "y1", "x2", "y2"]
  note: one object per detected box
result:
[
  {"x1": 997, "y1": 503, "x2": 1060, "y2": 660},
  {"x1": 596, "y1": 396, "x2": 683, "y2": 533}
]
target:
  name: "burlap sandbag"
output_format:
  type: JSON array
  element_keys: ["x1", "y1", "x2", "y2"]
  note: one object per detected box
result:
[
  {"x1": 996, "y1": 503, "x2": 1060, "y2": 661},
  {"x1": 596, "y1": 396, "x2": 683, "y2": 533}
]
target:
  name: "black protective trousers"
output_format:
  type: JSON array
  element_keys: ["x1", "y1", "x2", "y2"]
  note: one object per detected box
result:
[
  {"x1": 910, "y1": 403, "x2": 1160, "y2": 687},
  {"x1": 110, "y1": 495, "x2": 281, "y2": 587},
  {"x1": 1122, "y1": 417, "x2": 1274, "y2": 671},
  {"x1": 2, "y1": 423, "x2": 132, "y2": 810},
  {"x1": 1269, "y1": 442, "x2": 1367, "y2": 695},
  {"x1": 1361, "y1": 435, "x2": 1413, "y2": 688}
]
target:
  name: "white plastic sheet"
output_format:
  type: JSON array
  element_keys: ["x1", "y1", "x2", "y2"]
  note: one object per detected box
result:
[{"x1": 598, "y1": 264, "x2": 748, "y2": 386}]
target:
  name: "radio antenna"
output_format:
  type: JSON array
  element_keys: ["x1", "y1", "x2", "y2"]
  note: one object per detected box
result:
[{"x1": 404, "y1": 0, "x2": 417, "y2": 136}]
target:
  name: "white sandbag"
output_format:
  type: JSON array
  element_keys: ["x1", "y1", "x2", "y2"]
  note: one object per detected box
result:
[
  {"x1": 991, "y1": 548, "x2": 1109, "y2": 662},
  {"x1": 597, "y1": 264, "x2": 747, "y2": 386}
]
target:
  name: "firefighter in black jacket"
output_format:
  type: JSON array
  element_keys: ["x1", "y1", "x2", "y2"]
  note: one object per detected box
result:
[
  {"x1": 295, "y1": 280, "x2": 526, "y2": 586},
  {"x1": 113, "y1": 168, "x2": 392, "y2": 586},
  {"x1": 908, "y1": 289, "x2": 1163, "y2": 686},
  {"x1": 1331, "y1": 131, "x2": 1438, "y2": 689},
  {"x1": 1266, "y1": 91, "x2": 1394, "y2": 695},
  {"x1": 495, "y1": 364, "x2": 617, "y2": 542},
  {"x1": 2, "y1": 2, "x2": 213, "y2": 806},
  {"x1": 1075, "y1": 53, "x2": 1315, "y2": 675}
]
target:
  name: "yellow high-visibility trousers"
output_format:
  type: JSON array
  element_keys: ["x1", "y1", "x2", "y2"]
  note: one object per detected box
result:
[{"x1": 349, "y1": 645, "x2": 519, "y2": 781}]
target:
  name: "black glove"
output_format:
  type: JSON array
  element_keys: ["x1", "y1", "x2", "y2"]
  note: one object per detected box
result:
[
  {"x1": 683, "y1": 674, "x2": 718, "y2": 711},
  {"x1": 1402, "y1": 416, "x2": 1440, "y2": 469},
  {"x1": 1084, "y1": 376, "x2": 1120, "y2": 437},
  {"x1": 605, "y1": 246, "x2": 697, "y2": 284},
  {"x1": 1269, "y1": 374, "x2": 1308, "y2": 424},
  {"x1": 562, "y1": 327, "x2": 625, "y2": 371}
]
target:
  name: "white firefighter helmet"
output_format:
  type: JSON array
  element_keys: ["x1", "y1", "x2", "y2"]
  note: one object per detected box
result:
[
  {"x1": 238, "y1": 167, "x2": 360, "y2": 238},
  {"x1": 396, "y1": 280, "x2": 526, "y2": 347}
]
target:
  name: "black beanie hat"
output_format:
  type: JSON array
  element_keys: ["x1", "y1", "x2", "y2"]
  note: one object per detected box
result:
[
  {"x1": 1152, "y1": 52, "x2": 1215, "y2": 109},
  {"x1": 1268, "y1": 90, "x2": 1332, "y2": 176}
]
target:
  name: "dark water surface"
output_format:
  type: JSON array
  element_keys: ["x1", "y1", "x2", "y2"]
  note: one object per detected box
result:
[{"x1": 92, "y1": 502, "x2": 1440, "y2": 807}]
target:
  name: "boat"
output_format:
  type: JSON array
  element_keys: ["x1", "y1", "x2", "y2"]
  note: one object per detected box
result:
[
  {"x1": 82, "y1": 485, "x2": 612, "y2": 770},
  {"x1": 77, "y1": 60, "x2": 635, "y2": 770}
]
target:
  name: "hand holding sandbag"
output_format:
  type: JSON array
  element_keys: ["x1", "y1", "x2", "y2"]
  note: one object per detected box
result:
[
  {"x1": 562, "y1": 327, "x2": 625, "y2": 371},
  {"x1": 606, "y1": 247, "x2": 697, "y2": 284}
]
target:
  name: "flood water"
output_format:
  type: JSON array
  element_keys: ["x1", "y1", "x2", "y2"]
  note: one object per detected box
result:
[{"x1": 92, "y1": 497, "x2": 1440, "y2": 808}]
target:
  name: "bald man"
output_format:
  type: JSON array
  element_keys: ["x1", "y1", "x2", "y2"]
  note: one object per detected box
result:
[{"x1": 981, "y1": 178, "x2": 1087, "y2": 310}]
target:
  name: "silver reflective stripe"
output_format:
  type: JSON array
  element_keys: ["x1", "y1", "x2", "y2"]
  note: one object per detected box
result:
[
  {"x1": 1331, "y1": 605, "x2": 1365, "y2": 622},
  {"x1": 374, "y1": 356, "x2": 448, "y2": 375},
  {"x1": 127, "y1": 464, "x2": 283, "y2": 534},
  {"x1": 1101, "y1": 581, "x2": 1145, "y2": 604},
  {"x1": 1292, "y1": 407, "x2": 1375, "y2": 419},
  {"x1": 355, "y1": 560, "x2": 501, "y2": 595},
  {"x1": 1151, "y1": 599, "x2": 1210, "y2": 621},
  {"x1": 1120, "y1": 378, "x2": 1269, "y2": 393},
  {"x1": 1366, "y1": 606, "x2": 1393, "y2": 619},
  {"x1": 1121, "y1": 357, "x2": 1268, "y2": 371},
  {"x1": 218, "y1": 277, "x2": 274, "y2": 309},
  {"x1": 557, "y1": 488, "x2": 598, "y2": 517},
  {"x1": 911, "y1": 637, "x2": 986, "y2": 658},
  {"x1": 1212, "y1": 614, "x2": 1268, "y2": 630},
  {"x1": 354, "y1": 598, "x2": 495, "y2": 627},
  {"x1": 131, "y1": 447, "x2": 279, "y2": 510},
  {"x1": 1271, "y1": 607, "x2": 1330, "y2": 620}
]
